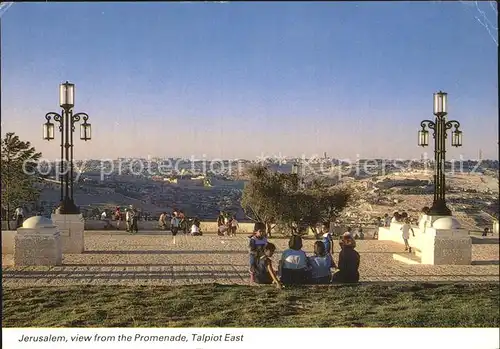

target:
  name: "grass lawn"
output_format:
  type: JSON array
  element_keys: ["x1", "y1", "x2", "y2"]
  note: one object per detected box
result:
[{"x1": 2, "y1": 283, "x2": 499, "y2": 327}]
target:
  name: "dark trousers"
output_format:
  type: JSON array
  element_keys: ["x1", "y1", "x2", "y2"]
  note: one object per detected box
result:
[
  {"x1": 310, "y1": 275, "x2": 332, "y2": 285},
  {"x1": 130, "y1": 218, "x2": 138, "y2": 233},
  {"x1": 332, "y1": 270, "x2": 359, "y2": 284},
  {"x1": 280, "y1": 268, "x2": 308, "y2": 285},
  {"x1": 16, "y1": 215, "x2": 23, "y2": 228}
]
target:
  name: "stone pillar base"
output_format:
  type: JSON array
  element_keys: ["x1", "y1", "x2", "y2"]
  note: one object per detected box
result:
[
  {"x1": 421, "y1": 216, "x2": 471, "y2": 265},
  {"x1": 14, "y1": 228, "x2": 62, "y2": 266},
  {"x1": 51, "y1": 213, "x2": 85, "y2": 253}
]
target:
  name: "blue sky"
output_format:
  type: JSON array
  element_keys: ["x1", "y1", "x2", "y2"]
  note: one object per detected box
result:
[{"x1": 1, "y1": 1, "x2": 498, "y2": 160}]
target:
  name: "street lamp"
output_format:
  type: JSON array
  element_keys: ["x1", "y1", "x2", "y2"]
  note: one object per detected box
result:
[
  {"x1": 43, "y1": 81, "x2": 91, "y2": 214},
  {"x1": 418, "y1": 91, "x2": 462, "y2": 216}
]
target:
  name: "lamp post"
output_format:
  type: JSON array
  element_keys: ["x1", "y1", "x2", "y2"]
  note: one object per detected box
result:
[
  {"x1": 418, "y1": 91, "x2": 462, "y2": 216},
  {"x1": 43, "y1": 81, "x2": 91, "y2": 214}
]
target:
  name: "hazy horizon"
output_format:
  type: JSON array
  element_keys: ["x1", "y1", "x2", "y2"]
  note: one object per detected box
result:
[{"x1": 1, "y1": 2, "x2": 498, "y2": 160}]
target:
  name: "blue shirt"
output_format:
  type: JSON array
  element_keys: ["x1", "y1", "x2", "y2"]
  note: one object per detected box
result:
[
  {"x1": 308, "y1": 254, "x2": 334, "y2": 279},
  {"x1": 281, "y1": 249, "x2": 308, "y2": 270}
]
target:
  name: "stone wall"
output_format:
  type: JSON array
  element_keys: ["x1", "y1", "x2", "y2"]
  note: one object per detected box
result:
[
  {"x1": 2, "y1": 230, "x2": 16, "y2": 254},
  {"x1": 377, "y1": 222, "x2": 424, "y2": 251},
  {"x1": 84, "y1": 220, "x2": 255, "y2": 233}
]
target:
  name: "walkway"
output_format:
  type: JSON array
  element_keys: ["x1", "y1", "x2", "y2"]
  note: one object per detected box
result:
[{"x1": 2, "y1": 232, "x2": 499, "y2": 287}]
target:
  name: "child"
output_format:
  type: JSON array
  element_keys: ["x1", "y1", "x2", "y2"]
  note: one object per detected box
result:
[
  {"x1": 400, "y1": 218, "x2": 415, "y2": 252},
  {"x1": 249, "y1": 222, "x2": 268, "y2": 282},
  {"x1": 332, "y1": 232, "x2": 360, "y2": 284},
  {"x1": 279, "y1": 235, "x2": 308, "y2": 285},
  {"x1": 253, "y1": 243, "x2": 283, "y2": 289},
  {"x1": 321, "y1": 223, "x2": 334, "y2": 255},
  {"x1": 308, "y1": 241, "x2": 336, "y2": 284}
]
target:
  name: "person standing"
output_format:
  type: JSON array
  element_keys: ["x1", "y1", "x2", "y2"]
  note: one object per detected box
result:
[
  {"x1": 170, "y1": 212, "x2": 180, "y2": 244},
  {"x1": 129, "y1": 206, "x2": 138, "y2": 234},
  {"x1": 217, "y1": 211, "x2": 225, "y2": 228},
  {"x1": 14, "y1": 206, "x2": 24, "y2": 228},
  {"x1": 400, "y1": 218, "x2": 415, "y2": 252},
  {"x1": 249, "y1": 222, "x2": 268, "y2": 282},
  {"x1": 230, "y1": 215, "x2": 239, "y2": 236},
  {"x1": 159, "y1": 212, "x2": 168, "y2": 230},
  {"x1": 114, "y1": 207, "x2": 122, "y2": 230},
  {"x1": 125, "y1": 208, "x2": 130, "y2": 232}
]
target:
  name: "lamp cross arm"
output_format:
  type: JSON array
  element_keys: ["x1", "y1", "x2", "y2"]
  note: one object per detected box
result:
[
  {"x1": 420, "y1": 119, "x2": 436, "y2": 130},
  {"x1": 71, "y1": 112, "x2": 89, "y2": 124},
  {"x1": 45, "y1": 112, "x2": 63, "y2": 124},
  {"x1": 445, "y1": 120, "x2": 461, "y2": 130}
]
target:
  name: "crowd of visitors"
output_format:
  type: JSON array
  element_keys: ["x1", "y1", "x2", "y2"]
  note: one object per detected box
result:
[{"x1": 248, "y1": 222, "x2": 360, "y2": 289}]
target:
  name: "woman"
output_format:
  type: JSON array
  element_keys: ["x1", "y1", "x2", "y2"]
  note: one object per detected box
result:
[
  {"x1": 279, "y1": 235, "x2": 308, "y2": 285},
  {"x1": 332, "y1": 233, "x2": 360, "y2": 283}
]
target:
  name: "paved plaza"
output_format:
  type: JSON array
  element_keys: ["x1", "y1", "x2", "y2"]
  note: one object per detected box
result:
[{"x1": 2, "y1": 232, "x2": 499, "y2": 287}]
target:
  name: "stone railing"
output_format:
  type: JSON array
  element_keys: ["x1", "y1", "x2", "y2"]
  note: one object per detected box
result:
[{"x1": 84, "y1": 220, "x2": 256, "y2": 233}]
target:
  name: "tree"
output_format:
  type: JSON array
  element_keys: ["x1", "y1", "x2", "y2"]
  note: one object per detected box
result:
[
  {"x1": 1, "y1": 132, "x2": 42, "y2": 229},
  {"x1": 241, "y1": 164, "x2": 351, "y2": 237}
]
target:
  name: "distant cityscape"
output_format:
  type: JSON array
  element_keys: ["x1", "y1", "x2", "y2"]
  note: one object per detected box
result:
[{"x1": 29, "y1": 157, "x2": 499, "y2": 231}]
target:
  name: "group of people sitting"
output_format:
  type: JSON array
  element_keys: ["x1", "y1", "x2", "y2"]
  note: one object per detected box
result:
[
  {"x1": 248, "y1": 222, "x2": 360, "y2": 289},
  {"x1": 217, "y1": 211, "x2": 239, "y2": 236}
]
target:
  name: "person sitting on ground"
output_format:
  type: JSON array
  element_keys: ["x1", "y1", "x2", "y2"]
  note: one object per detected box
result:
[
  {"x1": 218, "y1": 222, "x2": 229, "y2": 236},
  {"x1": 400, "y1": 218, "x2": 415, "y2": 252},
  {"x1": 308, "y1": 241, "x2": 336, "y2": 284},
  {"x1": 332, "y1": 232, "x2": 360, "y2": 284},
  {"x1": 249, "y1": 222, "x2": 268, "y2": 282},
  {"x1": 321, "y1": 222, "x2": 334, "y2": 255},
  {"x1": 190, "y1": 219, "x2": 203, "y2": 236},
  {"x1": 279, "y1": 235, "x2": 309, "y2": 285},
  {"x1": 253, "y1": 243, "x2": 283, "y2": 289}
]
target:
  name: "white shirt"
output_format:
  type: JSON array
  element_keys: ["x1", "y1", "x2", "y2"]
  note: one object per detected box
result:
[
  {"x1": 101, "y1": 212, "x2": 107, "y2": 219},
  {"x1": 190, "y1": 224, "x2": 199, "y2": 234},
  {"x1": 231, "y1": 219, "x2": 239, "y2": 227},
  {"x1": 401, "y1": 223, "x2": 413, "y2": 239},
  {"x1": 281, "y1": 249, "x2": 308, "y2": 270},
  {"x1": 15, "y1": 208, "x2": 24, "y2": 216}
]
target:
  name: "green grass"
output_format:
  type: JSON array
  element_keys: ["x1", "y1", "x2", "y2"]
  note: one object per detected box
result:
[{"x1": 3, "y1": 283, "x2": 499, "y2": 327}]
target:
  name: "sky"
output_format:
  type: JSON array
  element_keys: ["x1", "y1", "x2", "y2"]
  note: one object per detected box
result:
[{"x1": 1, "y1": 1, "x2": 498, "y2": 161}]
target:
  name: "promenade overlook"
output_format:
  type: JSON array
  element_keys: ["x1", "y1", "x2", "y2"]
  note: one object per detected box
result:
[{"x1": 2, "y1": 233, "x2": 498, "y2": 287}]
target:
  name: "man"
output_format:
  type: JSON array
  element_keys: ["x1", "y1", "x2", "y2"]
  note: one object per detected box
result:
[
  {"x1": 217, "y1": 211, "x2": 225, "y2": 228},
  {"x1": 14, "y1": 206, "x2": 24, "y2": 228},
  {"x1": 170, "y1": 211, "x2": 180, "y2": 244},
  {"x1": 114, "y1": 207, "x2": 122, "y2": 230},
  {"x1": 230, "y1": 215, "x2": 239, "y2": 236},
  {"x1": 128, "y1": 206, "x2": 138, "y2": 234},
  {"x1": 159, "y1": 212, "x2": 169, "y2": 231}
]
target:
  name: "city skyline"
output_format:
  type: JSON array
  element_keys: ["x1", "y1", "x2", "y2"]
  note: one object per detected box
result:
[{"x1": 1, "y1": 2, "x2": 498, "y2": 160}]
